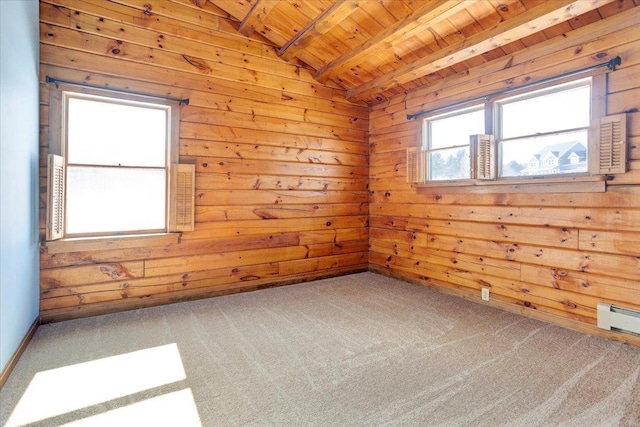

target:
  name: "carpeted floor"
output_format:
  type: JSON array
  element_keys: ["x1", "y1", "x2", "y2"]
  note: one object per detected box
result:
[{"x1": 1, "y1": 272, "x2": 639, "y2": 426}]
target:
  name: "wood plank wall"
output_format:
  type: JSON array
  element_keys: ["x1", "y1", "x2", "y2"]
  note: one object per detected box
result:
[
  {"x1": 38, "y1": 0, "x2": 369, "y2": 322},
  {"x1": 369, "y1": 4, "x2": 640, "y2": 345}
]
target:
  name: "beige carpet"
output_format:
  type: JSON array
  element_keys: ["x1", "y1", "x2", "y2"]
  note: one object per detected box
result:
[{"x1": 1, "y1": 272, "x2": 639, "y2": 426}]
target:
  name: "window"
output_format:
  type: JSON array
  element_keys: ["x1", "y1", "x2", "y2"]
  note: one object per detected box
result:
[
  {"x1": 410, "y1": 75, "x2": 628, "y2": 190},
  {"x1": 421, "y1": 105, "x2": 484, "y2": 181},
  {"x1": 46, "y1": 86, "x2": 194, "y2": 240},
  {"x1": 496, "y1": 79, "x2": 591, "y2": 178}
]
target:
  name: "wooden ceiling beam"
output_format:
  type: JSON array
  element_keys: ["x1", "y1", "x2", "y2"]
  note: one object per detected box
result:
[
  {"x1": 279, "y1": 0, "x2": 360, "y2": 61},
  {"x1": 239, "y1": 0, "x2": 279, "y2": 37},
  {"x1": 347, "y1": 0, "x2": 616, "y2": 102},
  {"x1": 314, "y1": 0, "x2": 467, "y2": 83}
]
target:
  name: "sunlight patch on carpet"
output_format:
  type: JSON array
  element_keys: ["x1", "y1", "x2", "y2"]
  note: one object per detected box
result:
[
  {"x1": 5, "y1": 343, "x2": 190, "y2": 427},
  {"x1": 60, "y1": 388, "x2": 202, "y2": 427}
]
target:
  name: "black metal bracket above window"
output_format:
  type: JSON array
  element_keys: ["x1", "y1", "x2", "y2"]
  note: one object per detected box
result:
[
  {"x1": 45, "y1": 76, "x2": 190, "y2": 105},
  {"x1": 606, "y1": 56, "x2": 622, "y2": 71},
  {"x1": 407, "y1": 56, "x2": 622, "y2": 121}
]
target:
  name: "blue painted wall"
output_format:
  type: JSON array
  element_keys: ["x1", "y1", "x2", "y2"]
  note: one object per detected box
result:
[{"x1": 1, "y1": 0, "x2": 40, "y2": 372}]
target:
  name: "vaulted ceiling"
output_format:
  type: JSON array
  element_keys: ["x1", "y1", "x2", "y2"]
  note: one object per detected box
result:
[{"x1": 205, "y1": 0, "x2": 637, "y2": 104}]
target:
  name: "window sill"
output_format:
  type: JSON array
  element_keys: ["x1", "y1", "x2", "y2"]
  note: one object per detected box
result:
[
  {"x1": 415, "y1": 175, "x2": 607, "y2": 194},
  {"x1": 41, "y1": 233, "x2": 181, "y2": 254}
]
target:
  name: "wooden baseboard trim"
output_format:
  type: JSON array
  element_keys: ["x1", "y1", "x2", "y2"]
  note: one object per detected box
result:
[
  {"x1": 0, "y1": 316, "x2": 40, "y2": 389},
  {"x1": 370, "y1": 267, "x2": 640, "y2": 349},
  {"x1": 40, "y1": 266, "x2": 369, "y2": 323}
]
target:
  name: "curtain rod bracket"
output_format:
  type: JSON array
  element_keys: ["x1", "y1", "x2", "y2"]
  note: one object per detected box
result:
[
  {"x1": 607, "y1": 56, "x2": 622, "y2": 71},
  {"x1": 45, "y1": 75, "x2": 59, "y2": 88},
  {"x1": 44, "y1": 76, "x2": 189, "y2": 105}
]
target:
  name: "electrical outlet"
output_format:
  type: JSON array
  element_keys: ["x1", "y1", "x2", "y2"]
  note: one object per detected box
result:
[{"x1": 481, "y1": 288, "x2": 490, "y2": 301}]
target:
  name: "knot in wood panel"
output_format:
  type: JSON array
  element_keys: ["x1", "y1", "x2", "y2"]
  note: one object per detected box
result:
[
  {"x1": 182, "y1": 55, "x2": 212, "y2": 74},
  {"x1": 99, "y1": 265, "x2": 134, "y2": 280}
]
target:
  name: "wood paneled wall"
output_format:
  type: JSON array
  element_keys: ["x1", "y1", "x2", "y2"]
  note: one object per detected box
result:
[
  {"x1": 369, "y1": 5, "x2": 640, "y2": 345},
  {"x1": 38, "y1": 0, "x2": 639, "y2": 345},
  {"x1": 38, "y1": 0, "x2": 369, "y2": 321}
]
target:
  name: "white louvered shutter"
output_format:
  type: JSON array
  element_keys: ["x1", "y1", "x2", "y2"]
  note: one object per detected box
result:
[
  {"x1": 46, "y1": 154, "x2": 65, "y2": 241},
  {"x1": 406, "y1": 147, "x2": 425, "y2": 184},
  {"x1": 471, "y1": 134, "x2": 495, "y2": 180},
  {"x1": 169, "y1": 164, "x2": 195, "y2": 232},
  {"x1": 595, "y1": 114, "x2": 627, "y2": 175}
]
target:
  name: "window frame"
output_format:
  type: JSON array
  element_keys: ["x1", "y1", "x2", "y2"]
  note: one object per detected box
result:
[
  {"x1": 48, "y1": 85, "x2": 184, "y2": 240},
  {"x1": 411, "y1": 73, "x2": 621, "y2": 193},
  {"x1": 492, "y1": 77, "x2": 593, "y2": 181},
  {"x1": 420, "y1": 103, "x2": 485, "y2": 182}
]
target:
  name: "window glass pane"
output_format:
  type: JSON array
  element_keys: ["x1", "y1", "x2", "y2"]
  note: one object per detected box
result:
[
  {"x1": 500, "y1": 130, "x2": 588, "y2": 177},
  {"x1": 428, "y1": 147, "x2": 471, "y2": 181},
  {"x1": 428, "y1": 108, "x2": 485, "y2": 149},
  {"x1": 67, "y1": 97, "x2": 167, "y2": 167},
  {"x1": 66, "y1": 166, "x2": 166, "y2": 234},
  {"x1": 500, "y1": 84, "x2": 590, "y2": 139}
]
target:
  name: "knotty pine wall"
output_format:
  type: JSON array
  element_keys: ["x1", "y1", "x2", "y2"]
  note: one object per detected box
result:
[
  {"x1": 38, "y1": 0, "x2": 369, "y2": 322},
  {"x1": 369, "y1": 5, "x2": 640, "y2": 345}
]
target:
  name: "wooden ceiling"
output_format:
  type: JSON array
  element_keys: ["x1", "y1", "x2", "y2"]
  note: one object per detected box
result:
[{"x1": 206, "y1": 0, "x2": 637, "y2": 104}]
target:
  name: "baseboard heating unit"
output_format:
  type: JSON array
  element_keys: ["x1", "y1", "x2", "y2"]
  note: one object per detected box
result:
[{"x1": 597, "y1": 302, "x2": 640, "y2": 335}]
